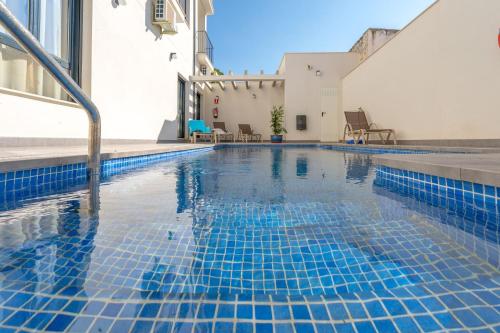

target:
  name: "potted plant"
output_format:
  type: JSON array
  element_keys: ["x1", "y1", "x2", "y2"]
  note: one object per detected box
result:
[{"x1": 270, "y1": 105, "x2": 287, "y2": 143}]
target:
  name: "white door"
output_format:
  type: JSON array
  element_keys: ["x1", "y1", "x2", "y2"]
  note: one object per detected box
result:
[{"x1": 320, "y1": 88, "x2": 338, "y2": 142}]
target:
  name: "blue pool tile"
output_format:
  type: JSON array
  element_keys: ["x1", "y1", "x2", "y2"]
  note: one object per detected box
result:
[
  {"x1": 25, "y1": 312, "x2": 54, "y2": 330},
  {"x1": 66, "y1": 316, "x2": 95, "y2": 332},
  {"x1": 273, "y1": 305, "x2": 291, "y2": 320},
  {"x1": 197, "y1": 303, "x2": 216, "y2": 319},
  {"x1": 236, "y1": 323, "x2": 253, "y2": 333},
  {"x1": 139, "y1": 303, "x2": 161, "y2": 318},
  {"x1": 275, "y1": 323, "x2": 294, "y2": 333},
  {"x1": 255, "y1": 305, "x2": 272, "y2": 320},
  {"x1": 374, "y1": 319, "x2": 398, "y2": 333},
  {"x1": 294, "y1": 323, "x2": 315, "y2": 333},
  {"x1": 217, "y1": 303, "x2": 234, "y2": 318},
  {"x1": 82, "y1": 301, "x2": 106, "y2": 315},
  {"x1": 346, "y1": 302, "x2": 368, "y2": 319},
  {"x1": 89, "y1": 318, "x2": 114, "y2": 333},
  {"x1": 382, "y1": 299, "x2": 407, "y2": 316},
  {"x1": 102, "y1": 303, "x2": 124, "y2": 317},
  {"x1": 45, "y1": 314, "x2": 75, "y2": 332},
  {"x1": 394, "y1": 317, "x2": 420, "y2": 333},
  {"x1": 214, "y1": 322, "x2": 233, "y2": 332},
  {"x1": 420, "y1": 297, "x2": 446, "y2": 312},
  {"x1": 110, "y1": 319, "x2": 133, "y2": 333},
  {"x1": 292, "y1": 304, "x2": 311, "y2": 320},
  {"x1": 255, "y1": 323, "x2": 273, "y2": 333},
  {"x1": 364, "y1": 300, "x2": 387, "y2": 318},
  {"x1": 237, "y1": 304, "x2": 253, "y2": 319},
  {"x1": 64, "y1": 300, "x2": 87, "y2": 313},
  {"x1": 434, "y1": 312, "x2": 463, "y2": 329},
  {"x1": 178, "y1": 303, "x2": 198, "y2": 318},
  {"x1": 159, "y1": 303, "x2": 178, "y2": 318},
  {"x1": 315, "y1": 323, "x2": 334, "y2": 333},
  {"x1": 309, "y1": 304, "x2": 329, "y2": 320},
  {"x1": 173, "y1": 322, "x2": 193, "y2": 333},
  {"x1": 415, "y1": 315, "x2": 442, "y2": 332},
  {"x1": 403, "y1": 299, "x2": 426, "y2": 314},
  {"x1": 354, "y1": 321, "x2": 377, "y2": 333},
  {"x1": 472, "y1": 306, "x2": 500, "y2": 324},
  {"x1": 193, "y1": 322, "x2": 213, "y2": 333},
  {"x1": 452, "y1": 309, "x2": 486, "y2": 327},
  {"x1": 334, "y1": 323, "x2": 356, "y2": 333},
  {"x1": 4, "y1": 311, "x2": 33, "y2": 327},
  {"x1": 153, "y1": 321, "x2": 172, "y2": 333}
]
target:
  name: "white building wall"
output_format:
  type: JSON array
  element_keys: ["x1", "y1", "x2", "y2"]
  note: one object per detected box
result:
[
  {"x1": 342, "y1": 0, "x2": 500, "y2": 144},
  {"x1": 282, "y1": 53, "x2": 359, "y2": 141},
  {"x1": 89, "y1": 0, "x2": 195, "y2": 141},
  {"x1": 0, "y1": 0, "x2": 202, "y2": 142}
]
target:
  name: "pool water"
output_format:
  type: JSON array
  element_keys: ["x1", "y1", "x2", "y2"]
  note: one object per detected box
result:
[{"x1": 0, "y1": 147, "x2": 498, "y2": 332}]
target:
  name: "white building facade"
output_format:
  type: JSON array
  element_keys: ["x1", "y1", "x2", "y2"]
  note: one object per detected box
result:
[{"x1": 0, "y1": 0, "x2": 214, "y2": 145}]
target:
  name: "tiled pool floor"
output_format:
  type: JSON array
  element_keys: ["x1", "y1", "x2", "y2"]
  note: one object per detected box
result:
[{"x1": 0, "y1": 147, "x2": 498, "y2": 332}]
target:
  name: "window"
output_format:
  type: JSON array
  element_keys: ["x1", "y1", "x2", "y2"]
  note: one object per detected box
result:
[
  {"x1": 0, "y1": 0, "x2": 82, "y2": 100},
  {"x1": 177, "y1": 0, "x2": 189, "y2": 24}
]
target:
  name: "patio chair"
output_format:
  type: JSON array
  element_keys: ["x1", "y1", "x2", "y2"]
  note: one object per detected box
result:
[
  {"x1": 238, "y1": 124, "x2": 262, "y2": 143},
  {"x1": 343, "y1": 109, "x2": 397, "y2": 145},
  {"x1": 188, "y1": 120, "x2": 213, "y2": 143},
  {"x1": 213, "y1": 122, "x2": 235, "y2": 142}
]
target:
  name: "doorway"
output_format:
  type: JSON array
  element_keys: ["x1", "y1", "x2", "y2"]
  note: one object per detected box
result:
[{"x1": 320, "y1": 88, "x2": 338, "y2": 142}]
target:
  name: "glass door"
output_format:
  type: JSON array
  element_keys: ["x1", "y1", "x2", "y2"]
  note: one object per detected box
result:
[
  {"x1": 177, "y1": 77, "x2": 186, "y2": 139},
  {"x1": 195, "y1": 92, "x2": 201, "y2": 120}
]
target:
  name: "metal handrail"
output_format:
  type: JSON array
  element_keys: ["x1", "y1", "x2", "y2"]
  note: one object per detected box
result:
[{"x1": 0, "y1": 2, "x2": 101, "y2": 177}]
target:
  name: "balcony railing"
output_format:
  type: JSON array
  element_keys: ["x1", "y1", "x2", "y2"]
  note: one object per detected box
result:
[{"x1": 196, "y1": 30, "x2": 214, "y2": 65}]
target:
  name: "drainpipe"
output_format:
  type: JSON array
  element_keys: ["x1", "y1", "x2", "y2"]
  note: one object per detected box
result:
[{"x1": 192, "y1": 0, "x2": 197, "y2": 121}]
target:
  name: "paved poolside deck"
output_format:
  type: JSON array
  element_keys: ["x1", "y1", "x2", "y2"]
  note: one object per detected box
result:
[
  {"x1": 374, "y1": 153, "x2": 500, "y2": 187},
  {"x1": 0, "y1": 143, "x2": 213, "y2": 172}
]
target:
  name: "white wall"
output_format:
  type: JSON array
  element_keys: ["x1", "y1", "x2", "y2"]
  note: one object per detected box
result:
[
  {"x1": 342, "y1": 0, "x2": 500, "y2": 142},
  {"x1": 0, "y1": 0, "x2": 200, "y2": 142},
  {"x1": 0, "y1": 91, "x2": 87, "y2": 139},
  {"x1": 90, "y1": 0, "x2": 195, "y2": 141},
  {"x1": 282, "y1": 53, "x2": 359, "y2": 141},
  {"x1": 202, "y1": 81, "x2": 284, "y2": 140}
]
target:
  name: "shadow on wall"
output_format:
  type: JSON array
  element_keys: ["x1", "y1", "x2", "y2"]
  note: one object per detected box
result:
[
  {"x1": 157, "y1": 120, "x2": 179, "y2": 142},
  {"x1": 145, "y1": 0, "x2": 162, "y2": 40}
]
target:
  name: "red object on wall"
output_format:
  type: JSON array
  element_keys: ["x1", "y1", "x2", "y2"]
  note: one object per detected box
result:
[
  {"x1": 214, "y1": 96, "x2": 220, "y2": 104},
  {"x1": 212, "y1": 107, "x2": 219, "y2": 119},
  {"x1": 498, "y1": 29, "x2": 500, "y2": 48}
]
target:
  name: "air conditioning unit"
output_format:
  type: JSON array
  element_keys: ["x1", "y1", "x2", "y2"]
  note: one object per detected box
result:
[{"x1": 152, "y1": 0, "x2": 178, "y2": 35}]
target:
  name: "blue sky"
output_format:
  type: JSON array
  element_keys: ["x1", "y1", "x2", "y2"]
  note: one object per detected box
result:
[{"x1": 207, "y1": 0, "x2": 436, "y2": 74}]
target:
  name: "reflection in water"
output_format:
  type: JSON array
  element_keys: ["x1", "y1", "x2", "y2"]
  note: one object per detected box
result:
[
  {"x1": 344, "y1": 153, "x2": 372, "y2": 184},
  {"x1": 296, "y1": 156, "x2": 308, "y2": 178},
  {"x1": 0, "y1": 176, "x2": 101, "y2": 302},
  {"x1": 271, "y1": 148, "x2": 283, "y2": 180}
]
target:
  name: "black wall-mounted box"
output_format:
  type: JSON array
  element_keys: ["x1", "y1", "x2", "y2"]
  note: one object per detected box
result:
[{"x1": 296, "y1": 115, "x2": 307, "y2": 131}]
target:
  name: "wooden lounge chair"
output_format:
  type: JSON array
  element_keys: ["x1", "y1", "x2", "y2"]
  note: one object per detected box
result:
[
  {"x1": 213, "y1": 122, "x2": 235, "y2": 142},
  {"x1": 343, "y1": 109, "x2": 397, "y2": 145},
  {"x1": 238, "y1": 124, "x2": 262, "y2": 143}
]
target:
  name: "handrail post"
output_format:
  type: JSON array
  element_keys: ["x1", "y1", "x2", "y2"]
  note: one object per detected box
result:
[{"x1": 0, "y1": 2, "x2": 101, "y2": 178}]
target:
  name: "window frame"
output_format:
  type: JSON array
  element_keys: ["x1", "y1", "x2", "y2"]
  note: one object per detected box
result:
[{"x1": 0, "y1": 0, "x2": 82, "y2": 84}]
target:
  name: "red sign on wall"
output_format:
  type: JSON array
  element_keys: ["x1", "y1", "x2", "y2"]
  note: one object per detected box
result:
[{"x1": 214, "y1": 96, "x2": 220, "y2": 104}]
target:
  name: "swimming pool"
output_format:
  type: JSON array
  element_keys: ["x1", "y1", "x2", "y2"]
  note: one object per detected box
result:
[{"x1": 0, "y1": 146, "x2": 498, "y2": 332}]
